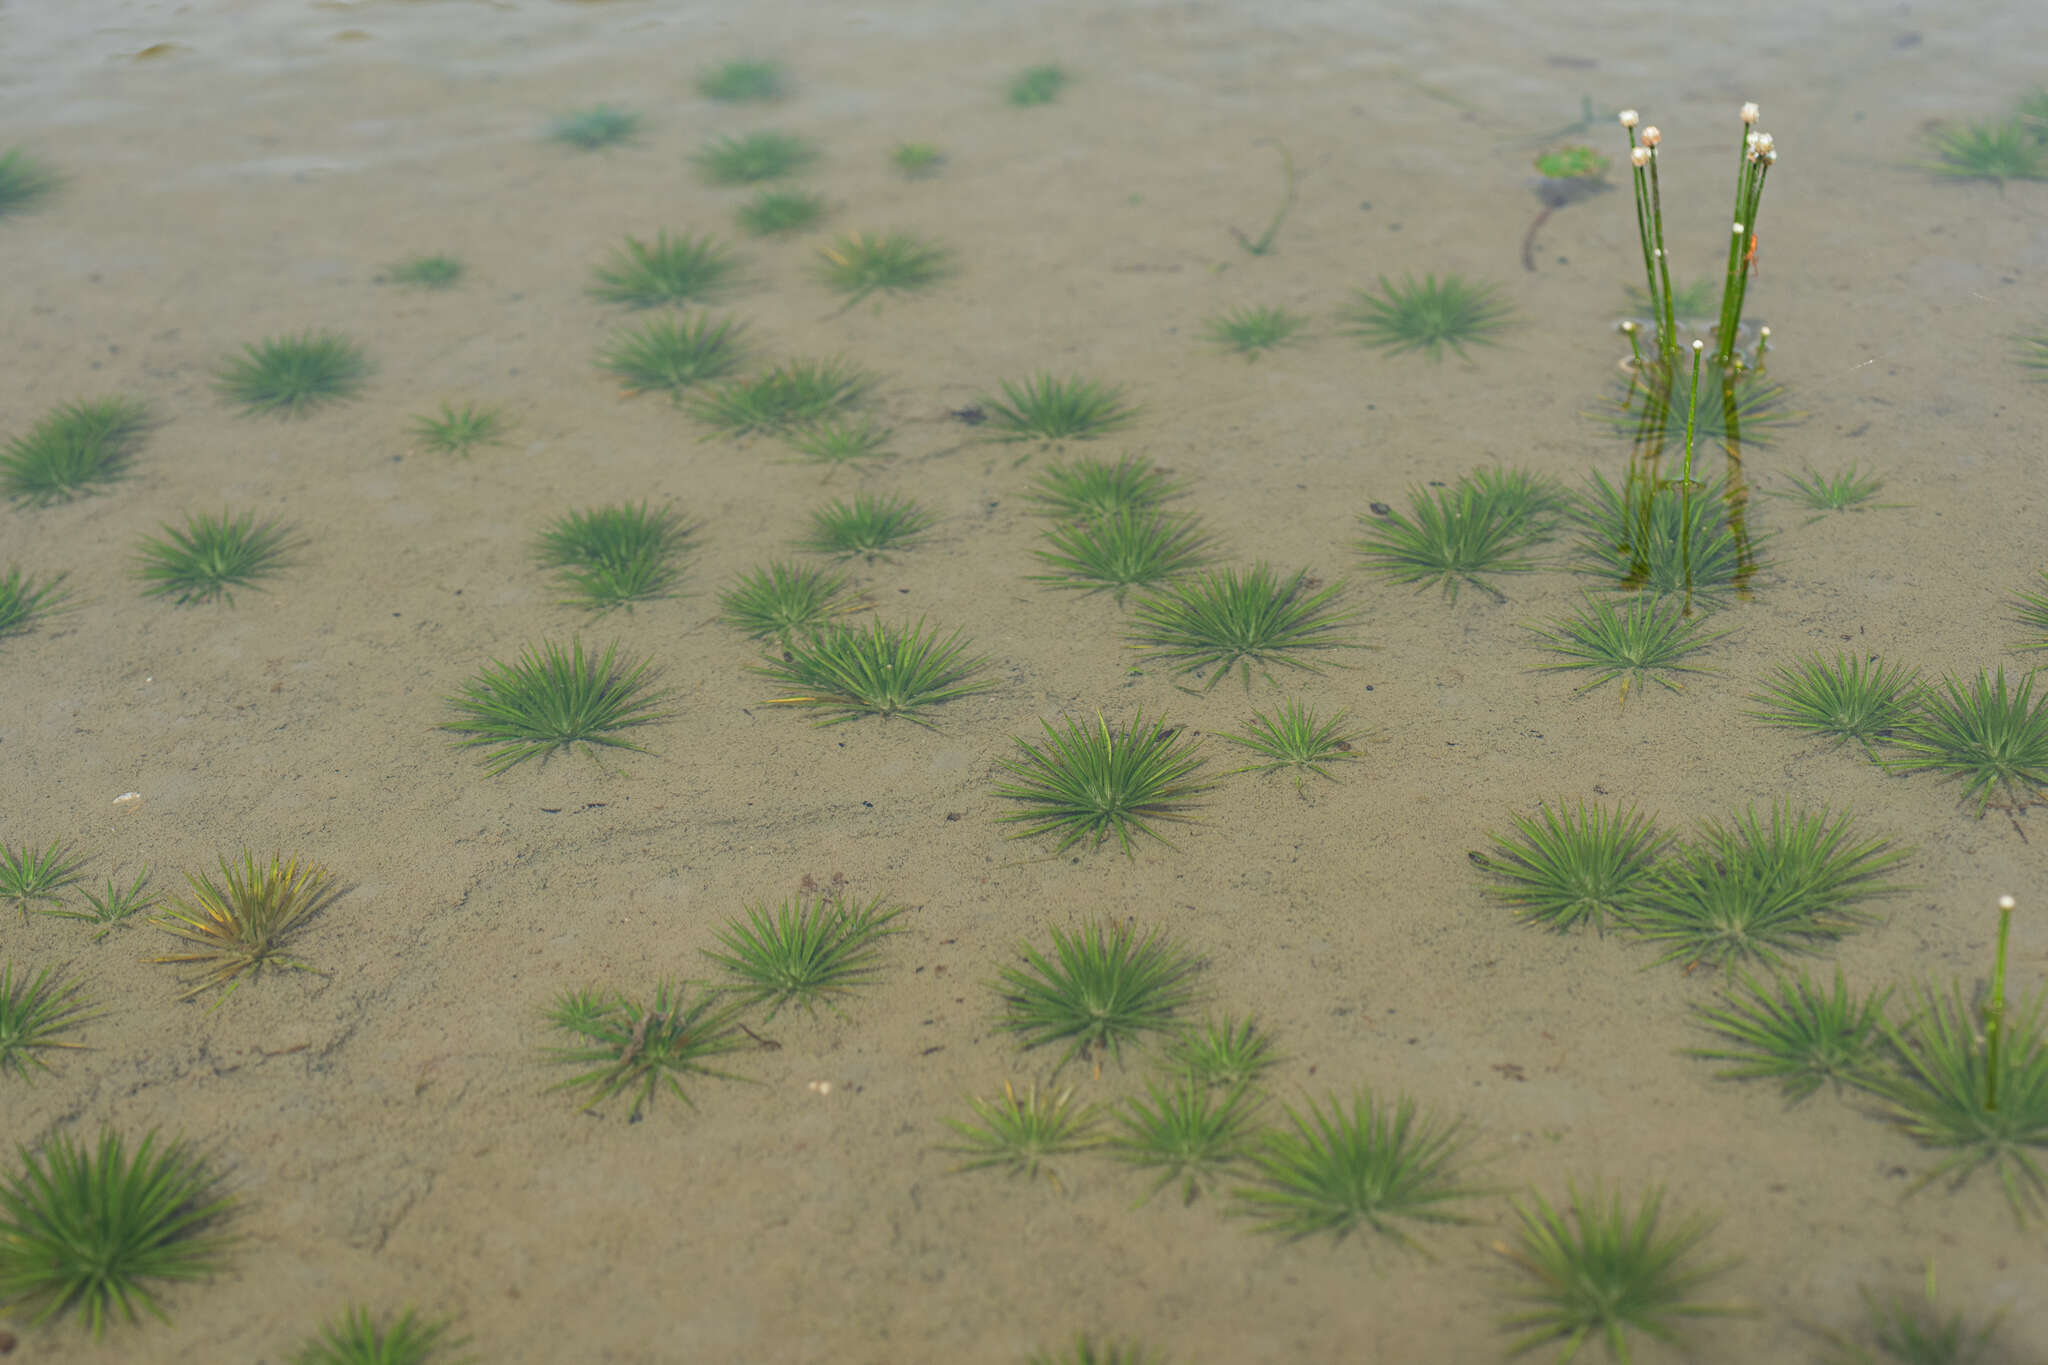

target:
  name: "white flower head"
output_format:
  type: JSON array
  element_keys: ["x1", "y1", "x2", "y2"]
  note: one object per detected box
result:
[
  {"x1": 1616, "y1": 320, "x2": 1638, "y2": 334},
  {"x1": 1620, "y1": 109, "x2": 1639, "y2": 128},
  {"x1": 1740, "y1": 102, "x2": 1760, "y2": 124},
  {"x1": 1630, "y1": 146, "x2": 1652, "y2": 167},
  {"x1": 2000, "y1": 894, "x2": 2017, "y2": 911},
  {"x1": 1754, "y1": 131, "x2": 1775, "y2": 153},
  {"x1": 1691, "y1": 338, "x2": 1705, "y2": 352},
  {"x1": 1759, "y1": 326, "x2": 1772, "y2": 338},
  {"x1": 1764, "y1": 148, "x2": 1778, "y2": 165},
  {"x1": 1641, "y1": 126, "x2": 1662, "y2": 147},
  {"x1": 1732, "y1": 222, "x2": 1746, "y2": 234}
]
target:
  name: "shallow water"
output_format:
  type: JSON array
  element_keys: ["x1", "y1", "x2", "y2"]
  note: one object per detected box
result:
[{"x1": 4, "y1": 1, "x2": 2047, "y2": 1361}]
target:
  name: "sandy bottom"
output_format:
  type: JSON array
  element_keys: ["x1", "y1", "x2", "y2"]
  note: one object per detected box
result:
[{"x1": 4, "y1": 1, "x2": 2047, "y2": 1361}]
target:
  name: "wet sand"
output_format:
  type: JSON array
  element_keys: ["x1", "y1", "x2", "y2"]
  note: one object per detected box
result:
[{"x1": 4, "y1": 1, "x2": 2046, "y2": 1360}]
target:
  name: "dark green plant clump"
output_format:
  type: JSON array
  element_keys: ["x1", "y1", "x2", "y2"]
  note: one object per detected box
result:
[
  {"x1": 750, "y1": 617, "x2": 992, "y2": 726},
  {"x1": 715, "y1": 561, "x2": 853, "y2": 641},
  {"x1": 135, "y1": 510, "x2": 294, "y2": 606},
  {"x1": 993, "y1": 711, "x2": 1211, "y2": 854},
  {"x1": 2, "y1": 396, "x2": 150, "y2": 505},
  {"x1": 0, "y1": 962, "x2": 95, "y2": 1080},
  {"x1": 216, "y1": 332, "x2": 369, "y2": 417},
  {"x1": 698, "y1": 60, "x2": 786, "y2": 103},
  {"x1": 289, "y1": 1303, "x2": 466, "y2": 1365},
  {"x1": 735, "y1": 188, "x2": 828, "y2": 237},
  {"x1": 796, "y1": 492, "x2": 934, "y2": 561},
  {"x1": 942, "y1": 1080, "x2": 1099, "y2": 1183},
  {"x1": 703, "y1": 893, "x2": 904, "y2": 1019},
  {"x1": 1526, "y1": 592, "x2": 1727, "y2": 704},
  {"x1": 1818, "y1": 1275, "x2": 2005, "y2": 1365},
  {"x1": 1571, "y1": 471, "x2": 1757, "y2": 601},
  {"x1": 690, "y1": 357, "x2": 873, "y2": 437},
  {"x1": 1686, "y1": 967, "x2": 1890, "y2": 1101},
  {"x1": 442, "y1": 639, "x2": 672, "y2": 773},
  {"x1": 0, "y1": 568, "x2": 69, "y2": 648},
  {"x1": 380, "y1": 254, "x2": 462, "y2": 289},
  {"x1": 692, "y1": 130, "x2": 817, "y2": 185},
  {"x1": 535, "y1": 502, "x2": 691, "y2": 612},
  {"x1": 1497, "y1": 1185, "x2": 1743, "y2": 1360},
  {"x1": 1113, "y1": 1077, "x2": 1263, "y2": 1204},
  {"x1": 1747, "y1": 653, "x2": 1921, "y2": 759},
  {"x1": 1, "y1": 840, "x2": 86, "y2": 921},
  {"x1": 784, "y1": 417, "x2": 893, "y2": 469},
  {"x1": 547, "y1": 105, "x2": 641, "y2": 150},
  {"x1": 1767, "y1": 465, "x2": 1897, "y2": 521},
  {"x1": 991, "y1": 920, "x2": 1201, "y2": 1071},
  {"x1": 1340, "y1": 273, "x2": 1513, "y2": 360},
  {"x1": 1472, "y1": 799, "x2": 1665, "y2": 934},
  {"x1": 1028, "y1": 507, "x2": 1213, "y2": 600},
  {"x1": 1359, "y1": 467, "x2": 1567, "y2": 601},
  {"x1": 543, "y1": 982, "x2": 747, "y2": 1120},
  {"x1": 410, "y1": 401, "x2": 509, "y2": 457},
  {"x1": 1165, "y1": 1014, "x2": 1280, "y2": 1089},
  {"x1": 814, "y1": 230, "x2": 952, "y2": 307},
  {"x1": 0, "y1": 1129, "x2": 236, "y2": 1337},
  {"x1": 1126, "y1": 563, "x2": 1358, "y2": 689},
  {"x1": 1886, "y1": 667, "x2": 2048, "y2": 813},
  {"x1": 0, "y1": 146, "x2": 61, "y2": 217},
  {"x1": 1234, "y1": 1090, "x2": 1484, "y2": 1247},
  {"x1": 1202, "y1": 305, "x2": 1307, "y2": 358},
  {"x1": 1601, "y1": 370, "x2": 1796, "y2": 453},
  {"x1": 599, "y1": 313, "x2": 747, "y2": 398},
  {"x1": 1025, "y1": 454, "x2": 1184, "y2": 521},
  {"x1": 1007, "y1": 65, "x2": 1070, "y2": 107},
  {"x1": 1215, "y1": 698, "x2": 1362, "y2": 789},
  {"x1": 588, "y1": 231, "x2": 742, "y2": 307},
  {"x1": 978, "y1": 373, "x2": 1137, "y2": 445}
]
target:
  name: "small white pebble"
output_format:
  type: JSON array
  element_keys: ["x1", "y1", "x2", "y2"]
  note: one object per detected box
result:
[
  {"x1": 807, "y1": 1080, "x2": 834, "y2": 1096},
  {"x1": 114, "y1": 792, "x2": 142, "y2": 806}
]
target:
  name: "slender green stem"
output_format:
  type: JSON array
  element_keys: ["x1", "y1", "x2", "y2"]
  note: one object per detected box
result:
[
  {"x1": 1680, "y1": 341, "x2": 1703, "y2": 488},
  {"x1": 1985, "y1": 894, "x2": 2015, "y2": 1111},
  {"x1": 1621, "y1": 322, "x2": 1644, "y2": 368},
  {"x1": 1645, "y1": 147, "x2": 1677, "y2": 363},
  {"x1": 1716, "y1": 114, "x2": 1753, "y2": 365},
  {"x1": 1624, "y1": 122, "x2": 1662, "y2": 336}
]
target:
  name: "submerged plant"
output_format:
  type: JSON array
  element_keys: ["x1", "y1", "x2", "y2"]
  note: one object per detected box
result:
[
  {"x1": 1866, "y1": 896, "x2": 2048, "y2": 1221},
  {"x1": 1024, "y1": 454, "x2": 1185, "y2": 522},
  {"x1": 148, "y1": 852, "x2": 339, "y2": 1005},
  {"x1": 1686, "y1": 967, "x2": 1890, "y2": 1100},
  {"x1": 1164, "y1": 1014, "x2": 1280, "y2": 1089},
  {"x1": 546, "y1": 105, "x2": 640, "y2": 150},
  {"x1": 410, "y1": 401, "x2": 508, "y2": 457},
  {"x1": 0, "y1": 146, "x2": 61, "y2": 218},
  {"x1": 1886, "y1": 667, "x2": 2048, "y2": 813},
  {"x1": 991, "y1": 920, "x2": 1202, "y2": 1072},
  {"x1": 697, "y1": 59, "x2": 785, "y2": 103},
  {"x1": 1125, "y1": 563, "x2": 1359, "y2": 689},
  {"x1": 1527, "y1": 593, "x2": 1726, "y2": 704},
  {"x1": 588, "y1": 231, "x2": 742, "y2": 308},
  {"x1": 1112, "y1": 1077, "x2": 1264, "y2": 1204},
  {"x1": 1233, "y1": 1089, "x2": 1485, "y2": 1248},
  {"x1": 889, "y1": 142, "x2": 944, "y2": 177},
  {"x1": 380, "y1": 254, "x2": 462, "y2": 289},
  {"x1": 993, "y1": 710, "x2": 1211, "y2": 854},
  {"x1": 978, "y1": 374, "x2": 1137, "y2": 446},
  {"x1": 0, "y1": 1129, "x2": 236, "y2": 1337},
  {"x1": 715, "y1": 560, "x2": 855, "y2": 641},
  {"x1": 941, "y1": 1080, "x2": 1100, "y2": 1183},
  {"x1": 1359, "y1": 468, "x2": 1566, "y2": 601},
  {"x1": 1767, "y1": 465, "x2": 1897, "y2": 521},
  {"x1": 1340, "y1": 273, "x2": 1513, "y2": 361},
  {"x1": 1214, "y1": 699, "x2": 1362, "y2": 790},
  {"x1": 289, "y1": 1304, "x2": 466, "y2": 1365},
  {"x1": 0, "y1": 840, "x2": 86, "y2": 922},
  {"x1": 1202, "y1": 305, "x2": 1306, "y2": 358},
  {"x1": 1472, "y1": 799, "x2": 1666, "y2": 935},
  {"x1": 1497, "y1": 1185, "x2": 1744, "y2": 1361},
  {"x1": 1817, "y1": 1267, "x2": 2006, "y2": 1365},
  {"x1": 1628, "y1": 804, "x2": 1907, "y2": 973},
  {"x1": 2018, "y1": 330, "x2": 2048, "y2": 378},
  {"x1": 2014, "y1": 571, "x2": 2048, "y2": 652},
  {"x1": 1, "y1": 396, "x2": 150, "y2": 505},
  {"x1": 1923, "y1": 118, "x2": 2046, "y2": 185},
  {"x1": 1746, "y1": 652, "x2": 1921, "y2": 759},
  {"x1": 442, "y1": 639, "x2": 673, "y2": 773},
  {"x1": 0, "y1": 568, "x2": 69, "y2": 649},
  {"x1": 598, "y1": 313, "x2": 747, "y2": 398},
  {"x1": 1026, "y1": 1334, "x2": 1163, "y2": 1365},
  {"x1": 1007, "y1": 65, "x2": 1069, "y2": 107},
  {"x1": 42, "y1": 870, "x2": 153, "y2": 942},
  {"x1": 0, "y1": 962, "x2": 95, "y2": 1081},
  {"x1": 1570, "y1": 471, "x2": 1757, "y2": 601},
  {"x1": 535, "y1": 501, "x2": 691, "y2": 612},
  {"x1": 796, "y1": 492, "x2": 934, "y2": 561},
  {"x1": 1027, "y1": 507, "x2": 1213, "y2": 600},
  {"x1": 135, "y1": 510, "x2": 294, "y2": 606},
  {"x1": 690, "y1": 357, "x2": 873, "y2": 437},
  {"x1": 692, "y1": 130, "x2": 817, "y2": 185},
  {"x1": 734, "y1": 188, "x2": 828, "y2": 237},
  {"x1": 751, "y1": 617, "x2": 993, "y2": 726},
  {"x1": 814, "y1": 231, "x2": 952, "y2": 308},
  {"x1": 783, "y1": 417, "x2": 893, "y2": 470},
  {"x1": 542, "y1": 981, "x2": 747, "y2": 1119},
  {"x1": 215, "y1": 332, "x2": 370, "y2": 417},
  {"x1": 702, "y1": 893, "x2": 904, "y2": 1019}
]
